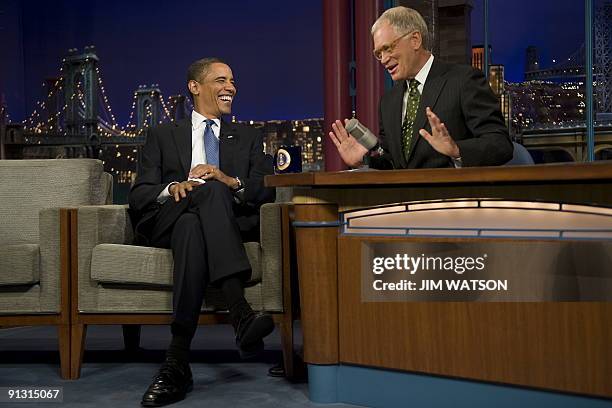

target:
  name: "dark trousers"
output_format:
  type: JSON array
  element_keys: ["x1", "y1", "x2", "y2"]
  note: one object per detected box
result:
[{"x1": 149, "y1": 181, "x2": 252, "y2": 333}]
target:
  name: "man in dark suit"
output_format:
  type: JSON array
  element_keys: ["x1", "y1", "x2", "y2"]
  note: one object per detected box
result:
[
  {"x1": 129, "y1": 57, "x2": 275, "y2": 407},
  {"x1": 329, "y1": 6, "x2": 513, "y2": 169}
]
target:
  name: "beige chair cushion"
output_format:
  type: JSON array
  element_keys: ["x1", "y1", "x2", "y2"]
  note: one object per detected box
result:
[
  {"x1": 0, "y1": 244, "x2": 40, "y2": 286},
  {"x1": 90, "y1": 242, "x2": 262, "y2": 287},
  {"x1": 0, "y1": 159, "x2": 108, "y2": 245}
]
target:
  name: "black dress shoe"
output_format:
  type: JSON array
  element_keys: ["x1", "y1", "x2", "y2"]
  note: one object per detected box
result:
[
  {"x1": 268, "y1": 363, "x2": 285, "y2": 377},
  {"x1": 234, "y1": 311, "x2": 274, "y2": 359},
  {"x1": 141, "y1": 357, "x2": 193, "y2": 407}
]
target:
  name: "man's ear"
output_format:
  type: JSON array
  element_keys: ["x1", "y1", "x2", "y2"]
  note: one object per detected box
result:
[
  {"x1": 410, "y1": 31, "x2": 423, "y2": 50},
  {"x1": 188, "y1": 80, "x2": 199, "y2": 97}
]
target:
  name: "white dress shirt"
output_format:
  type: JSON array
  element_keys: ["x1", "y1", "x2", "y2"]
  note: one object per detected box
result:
[
  {"x1": 401, "y1": 54, "x2": 434, "y2": 122},
  {"x1": 157, "y1": 110, "x2": 221, "y2": 202}
]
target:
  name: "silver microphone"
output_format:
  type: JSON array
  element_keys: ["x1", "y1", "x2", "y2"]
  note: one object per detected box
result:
[{"x1": 345, "y1": 118, "x2": 378, "y2": 150}]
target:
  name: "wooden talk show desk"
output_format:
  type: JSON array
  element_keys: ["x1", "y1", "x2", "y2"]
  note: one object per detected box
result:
[{"x1": 266, "y1": 162, "x2": 612, "y2": 402}]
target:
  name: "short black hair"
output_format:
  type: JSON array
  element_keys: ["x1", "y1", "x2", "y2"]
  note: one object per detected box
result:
[{"x1": 186, "y1": 57, "x2": 227, "y2": 100}]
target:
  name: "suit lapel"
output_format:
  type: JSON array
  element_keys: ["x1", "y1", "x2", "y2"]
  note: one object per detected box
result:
[
  {"x1": 406, "y1": 60, "x2": 448, "y2": 164},
  {"x1": 219, "y1": 120, "x2": 240, "y2": 174},
  {"x1": 388, "y1": 81, "x2": 407, "y2": 168},
  {"x1": 172, "y1": 118, "x2": 192, "y2": 177}
]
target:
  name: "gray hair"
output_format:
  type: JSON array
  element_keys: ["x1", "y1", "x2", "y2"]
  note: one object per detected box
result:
[{"x1": 371, "y1": 6, "x2": 430, "y2": 51}]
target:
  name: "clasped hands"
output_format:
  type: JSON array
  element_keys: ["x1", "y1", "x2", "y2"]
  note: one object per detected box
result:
[
  {"x1": 328, "y1": 107, "x2": 460, "y2": 167},
  {"x1": 169, "y1": 164, "x2": 236, "y2": 202}
]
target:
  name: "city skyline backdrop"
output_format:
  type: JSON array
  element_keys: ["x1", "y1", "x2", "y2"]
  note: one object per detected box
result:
[
  {"x1": 470, "y1": 0, "x2": 586, "y2": 83},
  {"x1": 1, "y1": 0, "x2": 600, "y2": 125},
  {"x1": 1, "y1": 0, "x2": 323, "y2": 123}
]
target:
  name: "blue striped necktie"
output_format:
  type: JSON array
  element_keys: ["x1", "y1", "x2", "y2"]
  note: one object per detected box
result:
[{"x1": 203, "y1": 119, "x2": 219, "y2": 167}]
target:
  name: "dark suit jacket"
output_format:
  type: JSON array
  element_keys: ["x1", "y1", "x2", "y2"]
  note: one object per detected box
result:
[
  {"x1": 370, "y1": 59, "x2": 513, "y2": 169},
  {"x1": 128, "y1": 118, "x2": 274, "y2": 245}
]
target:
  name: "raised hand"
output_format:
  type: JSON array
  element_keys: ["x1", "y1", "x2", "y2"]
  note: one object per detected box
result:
[
  {"x1": 418, "y1": 107, "x2": 460, "y2": 159},
  {"x1": 328, "y1": 119, "x2": 369, "y2": 168}
]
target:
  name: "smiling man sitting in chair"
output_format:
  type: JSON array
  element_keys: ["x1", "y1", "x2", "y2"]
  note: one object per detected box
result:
[{"x1": 128, "y1": 57, "x2": 275, "y2": 407}]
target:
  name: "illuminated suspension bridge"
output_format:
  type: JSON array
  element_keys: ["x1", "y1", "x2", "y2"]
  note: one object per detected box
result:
[{"x1": 3, "y1": 46, "x2": 191, "y2": 159}]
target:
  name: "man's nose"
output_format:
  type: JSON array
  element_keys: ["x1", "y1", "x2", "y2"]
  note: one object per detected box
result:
[{"x1": 380, "y1": 53, "x2": 390, "y2": 65}]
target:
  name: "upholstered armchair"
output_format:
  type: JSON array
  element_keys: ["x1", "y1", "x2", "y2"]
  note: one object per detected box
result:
[
  {"x1": 69, "y1": 187, "x2": 297, "y2": 379},
  {"x1": 0, "y1": 159, "x2": 112, "y2": 378}
]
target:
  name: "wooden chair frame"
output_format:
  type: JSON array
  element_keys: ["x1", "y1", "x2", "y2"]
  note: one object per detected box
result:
[
  {"x1": 0, "y1": 209, "x2": 72, "y2": 379},
  {"x1": 68, "y1": 205, "x2": 301, "y2": 380}
]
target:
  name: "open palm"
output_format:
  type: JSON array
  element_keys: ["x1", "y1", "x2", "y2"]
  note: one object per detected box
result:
[{"x1": 328, "y1": 119, "x2": 369, "y2": 167}]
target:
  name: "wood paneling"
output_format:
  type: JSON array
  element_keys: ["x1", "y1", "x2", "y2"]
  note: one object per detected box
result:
[
  {"x1": 294, "y1": 204, "x2": 340, "y2": 364},
  {"x1": 265, "y1": 161, "x2": 612, "y2": 188},
  {"x1": 270, "y1": 165, "x2": 612, "y2": 397},
  {"x1": 279, "y1": 205, "x2": 296, "y2": 378},
  {"x1": 265, "y1": 172, "x2": 314, "y2": 187},
  {"x1": 289, "y1": 182, "x2": 612, "y2": 212},
  {"x1": 338, "y1": 236, "x2": 612, "y2": 398}
]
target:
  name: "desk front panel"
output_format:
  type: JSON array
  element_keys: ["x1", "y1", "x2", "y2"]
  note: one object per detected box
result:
[{"x1": 338, "y1": 236, "x2": 611, "y2": 398}]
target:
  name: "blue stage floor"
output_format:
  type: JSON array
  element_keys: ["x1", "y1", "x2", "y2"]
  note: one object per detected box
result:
[{"x1": 0, "y1": 324, "x2": 358, "y2": 408}]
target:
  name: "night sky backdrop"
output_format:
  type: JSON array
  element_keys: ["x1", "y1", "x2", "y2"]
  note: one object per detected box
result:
[
  {"x1": 1, "y1": 0, "x2": 594, "y2": 125},
  {"x1": 470, "y1": 0, "x2": 585, "y2": 83},
  {"x1": 2, "y1": 0, "x2": 324, "y2": 123}
]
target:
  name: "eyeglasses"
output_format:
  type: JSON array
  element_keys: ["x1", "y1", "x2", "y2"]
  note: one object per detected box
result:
[{"x1": 372, "y1": 31, "x2": 413, "y2": 61}]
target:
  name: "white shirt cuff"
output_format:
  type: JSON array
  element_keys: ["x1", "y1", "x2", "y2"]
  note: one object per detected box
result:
[{"x1": 157, "y1": 182, "x2": 178, "y2": 203}]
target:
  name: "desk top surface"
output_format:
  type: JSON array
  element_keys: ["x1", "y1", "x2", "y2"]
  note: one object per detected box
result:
[{"x1": 265, "y1": 161, "x2": 612, "y2": 187}]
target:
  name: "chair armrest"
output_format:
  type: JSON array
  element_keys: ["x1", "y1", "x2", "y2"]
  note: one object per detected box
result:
[
  {"x1": 76, "y1": 205, "x2": 133, "y2": 312},
  {"x1": 38, "y1": 207, "x2": 65, "y2": 312},
  {"x1": 103, "y1": 172, "x2": 114, "y2": 204},
  {"x1": 77, "y1": 204, "x2": 133, "y2": 247},
  {"x1": 259, "y1": 202, "x2": 285, "y2": 310}
]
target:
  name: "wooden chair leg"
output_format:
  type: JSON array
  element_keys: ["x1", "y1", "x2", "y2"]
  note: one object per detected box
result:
[
  {"x1": 122, "y1": 324, "x2": 141, "y2": 351},
  {"x1": 280, "y1": 313, "x2": 295, "y2": 379},
  {"x1": 57, "y1": 324, "x2": 71, "y2": 379},
  {"x1": 70, "y1": 324, "x2": 87, "y2": 379}
]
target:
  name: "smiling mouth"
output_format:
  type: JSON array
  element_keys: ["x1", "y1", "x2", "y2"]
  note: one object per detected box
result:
[
  {"x1": 387, "y1": 64, "x2": 398, "y2": 75},
  {"x1": 219, "y1": 95, "x2": 233, "y2": 103}
]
